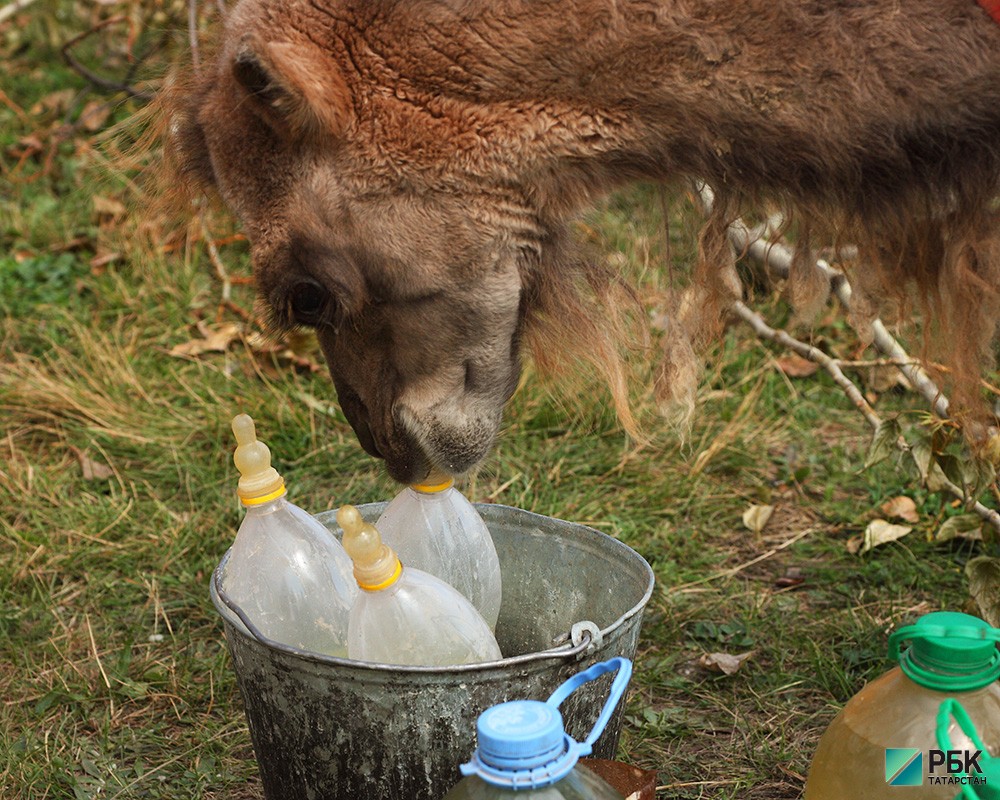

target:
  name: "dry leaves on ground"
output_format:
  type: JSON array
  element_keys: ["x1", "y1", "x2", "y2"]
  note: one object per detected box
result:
[
  {"x1": 848, "y1": 519, "x2": 913, "y2": 555},
  {"x1": 742, "y1": 503, "x2": 775, "y2": 534},
  {"x1": 169, "y1": 322, "x2": 242, "y2": 358},
  {"x1": 774, "y1": 354, "x2": 819, "y2": 378},
  {"x1": 879, "y1": 495, "x2": 920, "y2": 524},
  {"x1": 698, "y1": 651, "x2": 755, "y2": 676}
]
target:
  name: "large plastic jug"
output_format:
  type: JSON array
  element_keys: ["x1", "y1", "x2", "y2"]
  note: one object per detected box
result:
[
  {"x1": 221, "y1": 414, "x2": 357, "y2": 657},
  {"x1": 804, "y1": 612, "x2": 1000, "y2": 799},
  {"x1": 337, "y1": 505, "x2": 502, "y2": 667},
  {"x1": 376, "y1": 477, "x2": 502, "y2": 631},
  {"x1": 442, "y1": 657, "x2": 632, "y2": 799},
  {"x1": 936, "y1": 698, "x2": 1000, "y2": 799}
]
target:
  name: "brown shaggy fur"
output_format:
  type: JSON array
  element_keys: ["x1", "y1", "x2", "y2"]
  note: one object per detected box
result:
[{"x1": 163, "y1": 0, "x2": 1000, "y2": 481}]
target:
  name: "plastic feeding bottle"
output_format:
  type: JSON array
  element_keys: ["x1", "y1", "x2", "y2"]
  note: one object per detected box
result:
[
  {"x1": 442, "y1": 657, "x2": 633, "y2": 799},
  {"x1": 936, "y1": 698, "x2": 1000, "y2": 800},
  {"x1": 375, "y1": 475, "x2": 502, "y2": 631},
  {"x1": 220, "y1": 414, "x2": 357, "y2": 657},
  {"x1": 337, "y1": 504, "x2": 502, "y2": 667},
  {"x1": 804, "y1": 612, "x2": 1000, "y2": 800}
]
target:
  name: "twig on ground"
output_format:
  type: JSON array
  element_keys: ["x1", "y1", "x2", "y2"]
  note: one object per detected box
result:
[
  {"x1": 698, "y1": 183, "x2": 950, "y2": 418},
  {"x1": 0, "y1": 88, "x2": 29, "y2": 123},
  {"x1": 199, "y1": 214, "x2": 232, "y2": 312},
  {"x1": 61, "y1": 17, "x2": 154, "y2": 102},
  {"x1": 732, "y1": 300, "x2": 883, "y2": 430},
  {"x1": 724, "y1": 225, "x2": 951, "y2": 418},
  {"x1": 694, "y1": 184, "x2": 1000, "y2": 533},
  {"x1": 735, "y1": 303, "x2": 1000, "y2": 532},
  {"x1": 667, "y1": 528, "x2": 815, "y2": 595}
]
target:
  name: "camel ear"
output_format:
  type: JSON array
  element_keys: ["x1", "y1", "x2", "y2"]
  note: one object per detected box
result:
[
  {"x1": 232, "y1": 41, "x2": 351, "y2": 137},
  {"x1": 263, "y1": 40, "x2": 352, "y2": 137}
]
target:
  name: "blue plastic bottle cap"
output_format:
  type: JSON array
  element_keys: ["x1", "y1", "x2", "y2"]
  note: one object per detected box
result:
[
  {"x1": 460, "y1": 657, "x2": 632, "y2": 790},
  {"x1": 476, "y1": 700, "x2": 568, "y2": 770}
]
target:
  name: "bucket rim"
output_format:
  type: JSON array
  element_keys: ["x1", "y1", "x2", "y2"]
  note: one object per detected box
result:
[{"x1": 211, "y1": 502, "x2": 654, "y2": 675}]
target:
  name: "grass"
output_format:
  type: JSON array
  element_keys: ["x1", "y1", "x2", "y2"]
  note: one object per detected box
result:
[{"x1": 2, "y1": 4, "x2": 999, "y2": 799}]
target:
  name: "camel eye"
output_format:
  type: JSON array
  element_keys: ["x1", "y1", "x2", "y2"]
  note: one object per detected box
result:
[{"x1": 288, "y1": 281, "x2": 329, "y2": 326}]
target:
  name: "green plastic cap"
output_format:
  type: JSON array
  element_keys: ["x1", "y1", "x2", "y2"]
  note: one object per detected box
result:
[{"x1": 889, "y1": 612, "x2": 1000, "y2": 692}]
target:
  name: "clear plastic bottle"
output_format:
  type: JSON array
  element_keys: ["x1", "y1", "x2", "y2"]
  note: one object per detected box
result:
[
  {"x1": 442, "y1": 657, "x2": 632, "y2": 799},
  {"x1": 376, "y1": 476, "x2": 502, "y2": 631},
  {"x1": 804, "y1": 612, "x2": 1000, "y2": 800},
  {"x1": 936, "y1": 698, "x2": 1000, "y2": 800},
  {"x1": 338, "y1": 505, "x2": 502, "y2": 667},
  {"x1": 220, "y1": 414, "x2": 357, "y2": 657}
]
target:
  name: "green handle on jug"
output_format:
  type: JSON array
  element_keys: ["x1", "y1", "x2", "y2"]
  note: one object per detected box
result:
[
  {"x1": 937, "y1": 698, "x2": 992, "y2": 800},
  {"x1": 546, "y1": 657, "x2": 633, "y2": 752}
]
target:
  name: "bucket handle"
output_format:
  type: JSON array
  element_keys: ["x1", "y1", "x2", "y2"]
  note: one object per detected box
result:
[
  {"x1": 213, "y1": 558, "x2": 602, "y2": 668},
  {"x1": 546, "y1": 656, "x2": 633, "y2": 752}
]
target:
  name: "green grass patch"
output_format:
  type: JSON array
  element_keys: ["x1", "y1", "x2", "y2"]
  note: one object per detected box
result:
[{"x1": 3, "y1": 4, "x2": 999, "y2": 799}]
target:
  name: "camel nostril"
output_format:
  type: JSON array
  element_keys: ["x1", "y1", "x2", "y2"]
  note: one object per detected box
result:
[{"x1": 463, "y1": 360, "x2": 476, "y2": 392}]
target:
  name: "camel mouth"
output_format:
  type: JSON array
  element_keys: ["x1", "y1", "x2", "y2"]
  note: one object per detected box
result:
[
  {"x1": 394, "y1": 401, "x2": 501, "y2": 478},
  {"x1": 337, "y1": 393, "x2": 434, "y2": 484}
]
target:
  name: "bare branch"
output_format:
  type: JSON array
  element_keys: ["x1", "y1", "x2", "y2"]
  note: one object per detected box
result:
[
  {"x1": 60, "y1": 16, "x2": 154, "y2": 102},
  {"x1": 199, "y1": 213, "x2": 232, "y2": 311},
  {"x1": 732, "y1": 300, "x2": 883, "y2": 429},
  {"x1": 694, "y1": 183, "x2": 1000, "y2": 533}
]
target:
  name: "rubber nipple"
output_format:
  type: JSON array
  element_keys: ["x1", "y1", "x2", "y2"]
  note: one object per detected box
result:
[
  {"x1": 232, "y1": 414, "x2": 285, "y2": 505},
  {"x1": 338, "y1": 505, "x2": 402, "y2": 590}
]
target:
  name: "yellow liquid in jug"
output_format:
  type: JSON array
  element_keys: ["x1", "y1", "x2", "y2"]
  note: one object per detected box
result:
[{"x1": 805, "y1": 668, "x2": 1000, "y2": 800}]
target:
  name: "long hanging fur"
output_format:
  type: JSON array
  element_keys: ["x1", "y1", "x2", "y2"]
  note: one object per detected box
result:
[{"x1": 157, "y1": 0, "x2": 1000, "y2": 469}]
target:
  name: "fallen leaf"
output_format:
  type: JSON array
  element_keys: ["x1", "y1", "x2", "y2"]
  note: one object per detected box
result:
[
  {"x1": 75, "y1": 449, "x2": 113, "y2": 481},
  {"x1": 860, "y1": 519, "x2": 913, "y2": 554},
  {"x1": 169, "y1": 323, "x2": 242, "y2": 357},
  {"x1": 966, "y1": 556, "x2": 1000, "y2": 627},
  {"x1": 774, "y1": 355, "x2": 819, "y2": 378},
  {"x1": 245, "y1": 331, "x2": 323, "y2": 373},
  {"x1": 865, "y1": 417, "x2": 902, "y2": 469},
  {"x1": 774, "y1": 567, "x2": 806, "y2": 589},
  {"x1": 742, "y1": 504, "x2": 775, "y2": 534},
  {"x1": 879, "y1": 495, "x2": 920, "y2": 524},
  {"x1": 699, "y1": 651, "x2": 755, "y2": 676},
  {"x1": 11, "y1": 134, "x2": 44, "y2": 159},
  {"x1": 846, "y1": 535, "x2": 863, "y2": 555},
  {"x1": 935, "y1": 514, "x2": 983, "y2": 543},
  {"x1": 78, "y1": 101, "x2": 111, "y2": 132},
  {"x1": 30, "y1": 89, "x2": 75, "y2": 117},
  {"x1": 89, "y1": 251, "x2": 121, "y2": 272}
]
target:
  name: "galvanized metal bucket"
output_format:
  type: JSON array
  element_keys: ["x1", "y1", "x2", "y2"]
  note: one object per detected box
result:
[{"x1": 211, "y1": 503, "x2": 654, "y2": 800}]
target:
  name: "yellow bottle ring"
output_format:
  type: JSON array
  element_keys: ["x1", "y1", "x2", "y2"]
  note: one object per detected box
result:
[
  {"x1": 358, "y1": 560, "x2": 403, "y2": 592},
  {"x1": 240, "y1": 485, "x2": 287, "y2": 506},
  {"x1": 411, "y1": 478, "x2": 454, "y2": 494}
]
